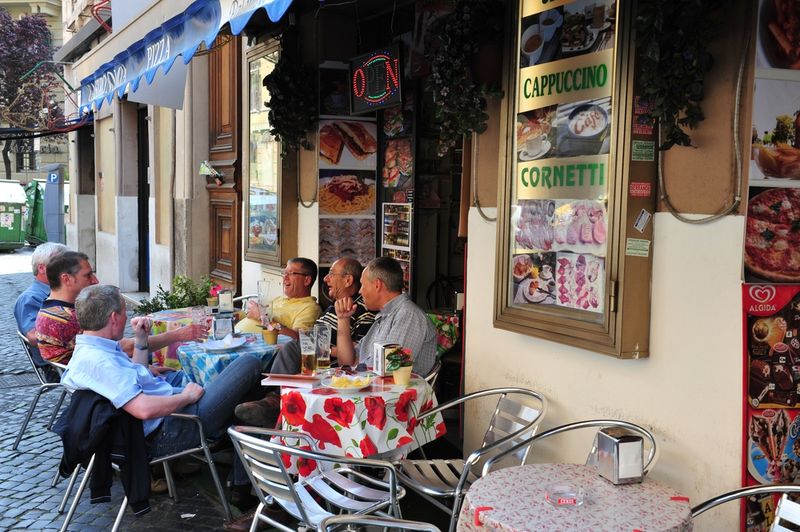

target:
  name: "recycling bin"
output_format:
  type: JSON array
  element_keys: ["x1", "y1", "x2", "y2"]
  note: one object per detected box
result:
[{"x1": 0, "y1": 180, "x2": 27, "y2": 251}]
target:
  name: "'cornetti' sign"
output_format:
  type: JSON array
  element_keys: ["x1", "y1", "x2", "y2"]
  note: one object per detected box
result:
[{"x1": 349, "y1": 45, "x2": 402, "y2": 115}]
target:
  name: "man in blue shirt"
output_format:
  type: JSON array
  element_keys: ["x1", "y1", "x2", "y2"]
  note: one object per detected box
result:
[
  {"x1": 61, "y1": 285, "x2": 262, "y2": 495},
  {"x1": 14, "y1": 242, "x2": 67, "y2": 381}
]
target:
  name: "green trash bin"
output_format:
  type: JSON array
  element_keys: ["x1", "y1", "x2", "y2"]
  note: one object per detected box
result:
[
  {"x1": 23, "y1": 180, "x2": 47, "y2": 245},
  {"x1": 0, "y1": 180, "x2": 27, "y2": 251}
]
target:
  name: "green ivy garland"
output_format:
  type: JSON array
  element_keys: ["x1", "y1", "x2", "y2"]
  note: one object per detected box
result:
[
  {"x1": 262, "y1": 54, "x2": 317, "y2": 154},
  {"x1": 428, "y1": 0, "x2": 503, "y2": 157},
  {"x1": 635, "y1": 0, "x2": 722, "y2": 150}
]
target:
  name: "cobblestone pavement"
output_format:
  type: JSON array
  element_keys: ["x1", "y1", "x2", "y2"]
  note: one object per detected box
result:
[{"x1": 0, "y1": 247, "x2": 234, "y2": 531}]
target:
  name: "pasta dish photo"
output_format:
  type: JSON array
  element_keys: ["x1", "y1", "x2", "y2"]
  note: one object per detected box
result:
[{"x1": 319, "y1": 173, "x2": 376, "y2": 215}]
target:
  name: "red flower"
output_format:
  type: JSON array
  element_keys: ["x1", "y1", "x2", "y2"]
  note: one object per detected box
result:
[
  {"x1": 420, "y1": 399, "x2": 433, "y2": 413},
  {"x1": 359, "y1": 435, "x2": 378, "y2": 456},
  {"x1": 296, "y1": 445, "x2": 317, "y2": 477},
  {"x1": 324, "y1": 397, "x2": 356, "y2": 427},
  {"x1": 302, "y1": 414, "x2": 342, "y2": 449},
  {"x1": 281, "y1": 391, "x2": 307, "y2": 426},
  {"x1": 395, "y1": 389, "x2": 418, "y2": 422},
  {"x1": 365, "y1": 396, "x2": 387, "y2": 429},
  {"x1": 407, "y1": 416, "x2": 417, "y2": 432},
  {"x1": 396, "y1": 436, "x2": 414, "y2": 448},
  {"x1": 280, "y1": 450, "x2": 292, "y2": 470},
  {"x1": 435, "y1": 421, "x2": 446, "y2": 439}
]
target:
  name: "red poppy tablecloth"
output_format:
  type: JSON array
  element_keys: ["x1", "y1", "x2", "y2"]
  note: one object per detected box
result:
[
  {"x1": 456, "y1": 463, "x2": 692, "y2": 532},
  {"x1": 278, "y1": 376, "x2": 445, "y2": 476}
]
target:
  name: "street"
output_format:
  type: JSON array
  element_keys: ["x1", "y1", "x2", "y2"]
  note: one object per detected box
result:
[{"x1": 0, "y1": 247, "x2": 230, "y2": 531}]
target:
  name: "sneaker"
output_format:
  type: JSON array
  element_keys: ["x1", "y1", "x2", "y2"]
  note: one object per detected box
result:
[{"x1": 234, "y1": 394, "x2": 281, "y2": 427}]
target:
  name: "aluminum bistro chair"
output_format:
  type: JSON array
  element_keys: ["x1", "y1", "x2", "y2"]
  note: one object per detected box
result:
[
  {"x1": 317, "y1": 514, "x2": 442, "y2": 532},
  {"x1": 483, "y1": 419, "x2": 659, "y2": 475},
  {"x1": 12, "y1": 330, "x2": 69, "y2": 450},
  {"x1": 773, "y1": 493, "x2": 800, "y2": 532},
  {"x1": 424, "y1": 359, "x2": 442, "y2": 388},
  {"x1": 229, "y1": 425, "x2": 405, "y2": 532},
  {"x1": 58, "y1": 413, "x2": 233, "y2": 532},
  {"x1": 395, "y1": 387, "x2": 547, "y2": 532},
  {"x1": 690, "y1": 484, "x2": 800, "y2": 528}
]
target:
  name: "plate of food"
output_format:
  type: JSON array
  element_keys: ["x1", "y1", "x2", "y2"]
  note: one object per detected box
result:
[
  {"x1": 513, "y1": 254, "x2": 534, "y2": 281},
  {"x1": 561, "y1": 14, "x2": 597, "y2": 53},
  {"x1": 753, "y1": 144, "x2": 800, "y2": 179},
  {"x1": 517, "y1": 278, "x2": 555, "y2": 304},
  {"x1": 201, "y1": 336, "x2": 246, "y2": 352},
  {"x1": 757, "y1": 0, "x2": 800, "y2": 70},
  {"x1": 319, "y1": 174, "x2": 376, "y2": 215},
  {"x1": 321, "y1": 372, "x2": 374, "y2": 392}
]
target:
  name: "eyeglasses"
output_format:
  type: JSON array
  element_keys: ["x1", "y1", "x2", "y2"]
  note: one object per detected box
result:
[
  {"x1": 325, "y1": 271, "x2": 350, "y2": 278},
  {"x1": 282, "y1": 270, "x2": 309, "y2": 277}
]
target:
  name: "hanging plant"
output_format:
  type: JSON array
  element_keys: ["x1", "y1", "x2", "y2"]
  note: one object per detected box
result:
[
  {"x1": 263, "y1": 54, "x2": 317, "y2": 154},
  {"x1": 427, "y1": 0, "x2": 503, "y2": 157},
  {"x1": 635, "y1": 0, "x2": 723, "y2": 150}
]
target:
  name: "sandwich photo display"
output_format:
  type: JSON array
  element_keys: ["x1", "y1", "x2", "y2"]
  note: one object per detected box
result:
[{"x1": 318, "y1": 119, "x2": 378, "y2": 170}]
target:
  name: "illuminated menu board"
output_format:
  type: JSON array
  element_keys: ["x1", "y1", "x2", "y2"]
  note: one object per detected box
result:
[
  {"x1": 349, "y1": 44, "x2": 402, "y2": 115},
  {"x1": 509, "y1": 0, "x2": 617, "y2": 315}
]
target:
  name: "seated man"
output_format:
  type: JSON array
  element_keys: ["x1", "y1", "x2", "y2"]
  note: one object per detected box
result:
[
  {"x1": 235, "y1": 257, "x2": 322, "y2": 339},
  {"x1": 235, "y1": 257, "x2": 376, "y2": 426},
  {"x1": 336, "y1": 256, "x2": 436, "y2": 376},
  {"x1": 14, "y1": 242, "x2": 68, "y2": 380},
  {"x1": 60, "y1": 285, "x2": 261, "y2": 500},
  {"x1": 36, "y1": 251, "x2": 205, "y2": 365}
]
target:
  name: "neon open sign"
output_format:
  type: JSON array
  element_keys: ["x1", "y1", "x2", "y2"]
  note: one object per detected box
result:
[{"x1": 350, "y1": 44, "x2": 402, "y2": 115}]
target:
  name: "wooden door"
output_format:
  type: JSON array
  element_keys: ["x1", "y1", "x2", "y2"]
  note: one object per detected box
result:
[{"x1": 207, "y1": 36, "x2": 242, "y2": 291}]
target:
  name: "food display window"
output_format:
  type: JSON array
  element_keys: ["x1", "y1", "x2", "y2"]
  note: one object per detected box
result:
[{"x1": 495, "y1": 0, "x2": 657, "y2": 358}]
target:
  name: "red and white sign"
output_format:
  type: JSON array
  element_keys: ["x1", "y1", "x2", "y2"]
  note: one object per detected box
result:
[{"x1": 629, "y1": 182, "x2": 651, "y2": 198}]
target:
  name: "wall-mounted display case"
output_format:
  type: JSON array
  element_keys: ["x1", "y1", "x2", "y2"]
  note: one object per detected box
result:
[
  {"x1": 494, "y1": 0, "x2": 656, "y2": 358},
  {"x1": 381, "y1": 202, "x2": 413, "y2": 293}
]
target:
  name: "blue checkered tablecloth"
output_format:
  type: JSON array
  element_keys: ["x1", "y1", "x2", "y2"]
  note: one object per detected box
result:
[{"x1": 177, "y1": 334, "x2": 290, "y2": 386}]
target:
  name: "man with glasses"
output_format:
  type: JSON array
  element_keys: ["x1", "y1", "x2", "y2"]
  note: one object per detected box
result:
[
  {"x1": 236, "y1": 257, "x2": 321, "y2": 339},
  {"x1": 36, "y1": 251, "x2": 205, "y2": 365},
  {"x1": 234, "y1": 258, "x2": 376, "y2": 427}
]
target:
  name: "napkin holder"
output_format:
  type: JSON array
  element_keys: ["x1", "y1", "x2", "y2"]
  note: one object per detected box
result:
[
  {"x1": 211, "y1": 314, "x2": 233, "y2": 341},
  {"x1": 372, "y1": 342, "x2": 400, "y2": 376},
  {"x1": 590, "y1": 427, "x2": 644, "y2": 485}
]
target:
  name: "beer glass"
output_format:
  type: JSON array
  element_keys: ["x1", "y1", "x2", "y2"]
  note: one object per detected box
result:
[
  {"x1": 257, "y1": 280, "x2": 273, "y2": 322},
  {"x1": 298, "y1": 328, "x2": 317, "y2": 375},
  {"x1": 314, "y1": 323, "x2": 332, "y2": 371}
]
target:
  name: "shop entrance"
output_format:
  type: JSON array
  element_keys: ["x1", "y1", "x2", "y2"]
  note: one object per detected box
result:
[{"x1": 136, "y1": 106, "x2": 150, "y2": 293}]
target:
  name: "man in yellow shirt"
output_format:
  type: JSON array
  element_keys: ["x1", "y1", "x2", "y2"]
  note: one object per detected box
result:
[{"x1": 236, "y1": 257, "x2": 321, "y2": 339}]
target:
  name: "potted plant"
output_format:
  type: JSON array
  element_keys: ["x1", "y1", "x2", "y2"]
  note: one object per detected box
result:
[
  {"x1": 262, "y1": 51, "x2": 317, "y2": 155},
  {"x1": 135, "y1": 275, "x2": 215, "y2": 315},
  {"x1": 386, "y1": 347, "x2": 414, "y2": 385},
  {"x1": 207, "y1": 283, "x2": 223, "y2": 308}
]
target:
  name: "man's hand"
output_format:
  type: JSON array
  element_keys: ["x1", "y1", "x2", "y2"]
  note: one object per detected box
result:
[
  {"x1": 175, "y1": 324, "x2": 208, "y2": 342},
  {"x1": 149, "y1": 365, "x2": 175, "y2": 377},
  {"x1": 181, "y1": 382, "x2": 204, "y2": 403},
  {"x1": 335, "y1": 297, "x2": 357, "y2": 320},
  {"x1": 245, "y1": 299, "x2": 260, "y2": 321},
  {"x1": 130, "y1": 316, "x2": 152, "y2": 342}
]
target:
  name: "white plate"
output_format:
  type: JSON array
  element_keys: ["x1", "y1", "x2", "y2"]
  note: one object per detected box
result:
[
  {"x1": 201, "y1": 337, "x2": 246, "y2": 352},
  {"x1": 519, "y1": 140, "x2": 552, "y2": 161},
  {"x1": 562, "y1": 27, "x2": 598, "y2": 53},
  {"x1": 320, "y1": 375, "x2": 374, "y2": 392},
  {"x1": 518, "y1": 278, "x2": 554, "y2": 304}
]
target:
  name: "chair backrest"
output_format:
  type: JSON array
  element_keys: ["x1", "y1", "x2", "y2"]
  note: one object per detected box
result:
[
  {"x1": 774, "y1": 494, "x2": 800, "y2": 532},
  {"x1": 483, "y1": 419, "x2": 658, "y2": 476},
  {"x1": 17, "y1": 330, "x2": 47, "y2": 385},
  {"x1": 317, "y1": 514, "x2": 441, "y2": 532},
  {"x1": 468, "y1": 388, "x2": 547, "y2": 469},
  {"x1": 424, "y1": 359, "x2": 442, "y2": 387},
  {"x1": 690, "y1": 484, "x2": 800, "y2": 520}
]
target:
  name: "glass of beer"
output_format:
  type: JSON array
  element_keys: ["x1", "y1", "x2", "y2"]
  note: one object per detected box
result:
[
  {"x1": 299, "y1": 328, "x2": 317, "y2": 375},
  {"x1": 314, "y1": 323, "x2": 332, "y2": 372}
]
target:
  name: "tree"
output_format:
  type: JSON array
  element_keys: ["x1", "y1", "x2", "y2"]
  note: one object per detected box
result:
[{"x1": 0, "y1": 9, "x2": 63, "y2": 178}]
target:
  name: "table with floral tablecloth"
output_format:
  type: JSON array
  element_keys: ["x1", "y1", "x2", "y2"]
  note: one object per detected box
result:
[
  {"x1": 177, "y1": 334, "x2": 289, "y2": 385},
  {"x1": 278, "y1": 375, "x2": 446, "y2": 476},
  {"x1": 456, "y1": 463, "x2": 692, "y2": 532}
]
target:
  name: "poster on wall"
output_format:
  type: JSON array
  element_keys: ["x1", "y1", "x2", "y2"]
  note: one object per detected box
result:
[
  {"x1": 754, "y1": 0, "x2": 800, "y2": 75},
  {"x1": 510, "y1": 0, "x2": 617, "y2": 315},
  {"x1": 318, "y1": 118, "x2": 378, "y2": 171},
  {"x1": 744, "y1": 187, "x2": 800, "y2": 283},
  {"x1": 749, "y1": 78, "x2": 800, "y2": 184}
]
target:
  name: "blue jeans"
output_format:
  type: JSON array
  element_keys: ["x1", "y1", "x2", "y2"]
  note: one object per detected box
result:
[{"x1": 147, "y1": 355, "x2": 262, "y2": 484}]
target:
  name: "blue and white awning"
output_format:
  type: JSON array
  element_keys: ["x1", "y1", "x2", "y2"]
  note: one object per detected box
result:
[{"x1": 79, "y1": 0, "x2": 293, "y2": 114}]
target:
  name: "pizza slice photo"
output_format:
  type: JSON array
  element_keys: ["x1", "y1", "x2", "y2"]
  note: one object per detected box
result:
[{"x1": 745, "y1": 187, "x2": 800, "y2": 283}]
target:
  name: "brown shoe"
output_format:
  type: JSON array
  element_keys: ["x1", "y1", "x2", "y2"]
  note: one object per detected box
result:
[
  {"x1": 234, "y1": 394, "x2": 281, "y2": 427},
  {"x1": 150, "y1": 477, "x2": 168, "y2": 494}
]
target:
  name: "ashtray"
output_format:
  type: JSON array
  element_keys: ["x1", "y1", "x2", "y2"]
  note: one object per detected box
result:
[{"x1": 545, "y1": 482, "x2": 585, "y2": 508}]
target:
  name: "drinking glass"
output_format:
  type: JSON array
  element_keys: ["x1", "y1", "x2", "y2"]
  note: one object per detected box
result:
[
  {"x1": 257, "y1": 280, "x2": 273, "y2": 323},
  {"x1": 298, "y1": 328, "x2": 317, "y2": 375},
  {"x1": 191, "y1": 306, "x2": 206, "y2": 325},
  {"x1": 314, "y1": 323, "x2": 332, "y2": 372}
]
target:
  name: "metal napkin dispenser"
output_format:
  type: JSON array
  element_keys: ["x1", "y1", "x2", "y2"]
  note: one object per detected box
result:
[
  {"x1": 592, "y1": 427, "x2": 644, "y2": 485},
  {"x1": 211, "y1": 314, "x2": 233, "y2": 341}
]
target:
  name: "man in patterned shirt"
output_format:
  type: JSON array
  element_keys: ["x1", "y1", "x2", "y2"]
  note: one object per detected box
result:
[
  {"x1": 336, "y1": 256, "x2": 436, "y2": 376},
  {"x1": 234, "y1": 257, "x2": 376, "y2": 426}
]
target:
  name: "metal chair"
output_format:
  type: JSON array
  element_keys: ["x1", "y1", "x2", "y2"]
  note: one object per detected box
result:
[
  {"x1": 318, "y1": 514, "x2": 442, "y2": 532},
  {"x1": 424, "y1": 359, "x2": 442, "y2": 388},
  {"x1": 58, "y1": 412, "x2": 233, "y2": 531},
  {"x1": 773, "y1": 493, "x2": 800, "y2": 532},
  {"x1": 483, "y1": 419, "x2": 659, "y2": 475},
  {"x1": 229, "y1": 425, "x2": 405, "y2": 532},
  {"x1": 12, "y1": 330, "x2": 69, "y2": 450},
  {"x1": 395, "y1": 387, "x2": 547, "y2": 532},
  {"x1": 690, "y1": 484, "x2": 800, "y2": 528}
]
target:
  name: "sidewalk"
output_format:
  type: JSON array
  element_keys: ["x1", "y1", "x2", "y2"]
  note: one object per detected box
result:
[{"x1": 0, "y1": 247, "x2": 231, "y2": 531}]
